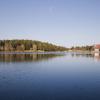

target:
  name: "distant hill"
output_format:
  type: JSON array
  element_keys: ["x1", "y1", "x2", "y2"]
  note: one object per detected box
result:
[{"x1": 0, "y1": 40, "x2": 68, "y2": 52}]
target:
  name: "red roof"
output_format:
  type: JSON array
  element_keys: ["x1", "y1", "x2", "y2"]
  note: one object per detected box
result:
[{"x1": 95, "y1": 44, "x2": 100, "y2": 49}]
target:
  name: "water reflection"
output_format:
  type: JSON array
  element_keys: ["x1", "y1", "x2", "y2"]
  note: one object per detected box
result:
[
  {"x1": 0, "y1": 53, "x2": 64, "y2": 63},
  {"x1": 0, "y1": 52, "x2": 100, "y2": 63},
  {"x1": 71, "y1": 53, "x2": 94, "y2": 58},
  {"x1": 94, "y1": 53, "x2": 100, "y2": 61},
  {"x1": 70, "y1": 52, "x2": 100, "y2": 61}
]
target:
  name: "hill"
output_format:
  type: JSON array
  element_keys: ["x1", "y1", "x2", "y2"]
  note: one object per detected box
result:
[{"x1": 0, "y1": 40, "x2": 68, "y2": 52}]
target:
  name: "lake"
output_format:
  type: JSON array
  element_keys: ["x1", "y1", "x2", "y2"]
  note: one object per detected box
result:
[{"x1": 0, "y1": 52, "x2": 100, "y2": 100}]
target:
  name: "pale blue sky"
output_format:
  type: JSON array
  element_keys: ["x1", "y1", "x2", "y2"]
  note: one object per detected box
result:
[{"x1": 0, "y1": 0, "x2": 100, "y2": 47}]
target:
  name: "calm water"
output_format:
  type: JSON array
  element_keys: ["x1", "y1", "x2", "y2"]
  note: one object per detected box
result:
[{"x1": 0, "y1": 52, "x2": 100, "y2": 100}]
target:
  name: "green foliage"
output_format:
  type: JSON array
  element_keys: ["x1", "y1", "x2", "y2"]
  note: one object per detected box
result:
[
  {"x1": 0, "y1": 40, "x2": 67, "y2": 51},
  {"x1": 70, "y1": 45, "x2": 94, "y2": 51}
]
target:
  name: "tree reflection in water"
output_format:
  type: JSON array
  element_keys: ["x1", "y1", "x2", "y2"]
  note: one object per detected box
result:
[
  {"x1": 70, "y1": 52, "x2": 100, "y2": 61},
  {"x1": 0, "y1": 53, "x2": 65, "y2": 63},
  {"x1": 71, "y1": 53, "x2": 94, "y2": 58},
  {"x1": 0, "y1": 52, "x2": 100, "y2": 63}
]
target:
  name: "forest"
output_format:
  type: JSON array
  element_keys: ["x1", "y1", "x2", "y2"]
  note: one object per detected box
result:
[
  {"x1": 70, "y1": 45, "x2": 94, "y2": 51},
  {"x1": 0, "y1": 40, "x2": 68, "y2": 52}
]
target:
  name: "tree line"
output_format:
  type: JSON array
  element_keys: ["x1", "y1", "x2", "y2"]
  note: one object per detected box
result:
[
  {"x1": 0, "y1": 40, "x2": 68, "y2": 52},
  {"x1": 70, "y1": 45, "x2": 94, "y2": 51}
]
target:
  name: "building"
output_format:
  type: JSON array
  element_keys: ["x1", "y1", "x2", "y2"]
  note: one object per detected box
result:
[{"x1": 94, "y1": 44, "x2": 100, "y2": 53}]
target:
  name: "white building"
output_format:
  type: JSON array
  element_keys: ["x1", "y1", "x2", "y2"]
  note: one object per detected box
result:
[{"x1": 94, "y1": 44, "x2": 100, "y2": 53}]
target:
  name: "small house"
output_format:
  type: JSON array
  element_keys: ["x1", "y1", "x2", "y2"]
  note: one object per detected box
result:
[{"x1": 94, "y1": 44, "x2": 100, "y2": 53}]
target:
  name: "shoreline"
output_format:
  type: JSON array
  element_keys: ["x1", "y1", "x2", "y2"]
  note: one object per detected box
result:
[
  {"x1": 0, "y1": 51, "x2": 68, "y2": 54},
  {"x1": 0, "y1": 50, "x2": 99, "y2": 54}
]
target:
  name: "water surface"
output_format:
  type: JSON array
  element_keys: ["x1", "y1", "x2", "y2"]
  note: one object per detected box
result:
[{"x1": 0, "y1": 52, "x2": 100, "y2": 100}]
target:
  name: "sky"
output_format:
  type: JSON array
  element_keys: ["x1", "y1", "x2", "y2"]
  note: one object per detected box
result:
[{"x1": 0, "y1": 0, "x2": 100, "y2": 47}]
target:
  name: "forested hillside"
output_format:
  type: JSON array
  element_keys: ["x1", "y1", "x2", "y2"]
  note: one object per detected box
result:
[{"x1": 0, "y1": 40, "x2": 67, "y2": 52}]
